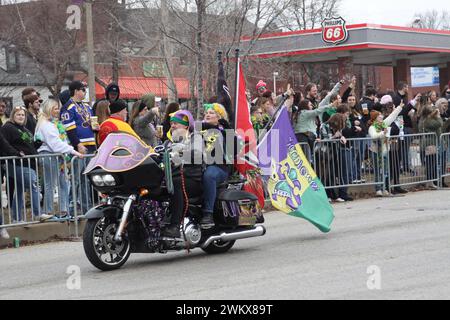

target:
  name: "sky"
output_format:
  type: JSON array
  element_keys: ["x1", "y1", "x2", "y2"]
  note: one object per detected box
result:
[{"x1": 339, "y1": 0, "x2": 446, "y2": 26}]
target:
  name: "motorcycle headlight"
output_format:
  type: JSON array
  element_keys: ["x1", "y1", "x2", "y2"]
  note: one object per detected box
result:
[
  {"x1": 103, "y1": 174, "x2": 117, "y2": 187},
  {"x1": 91, "y1": 174, "x2": 117, "y2": 187},
  {"x1": 92, "y1": 175, "x2": 105, "y2": 186}
]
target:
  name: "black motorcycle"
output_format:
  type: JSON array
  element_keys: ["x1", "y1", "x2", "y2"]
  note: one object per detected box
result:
[{"x1": 82, "y1": 133, "x2": 266, "y2": 271}]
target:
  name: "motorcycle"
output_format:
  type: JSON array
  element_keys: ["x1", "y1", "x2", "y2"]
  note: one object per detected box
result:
[{"x1": 82, "y1": 133, "x2": 266, "y2": 271}]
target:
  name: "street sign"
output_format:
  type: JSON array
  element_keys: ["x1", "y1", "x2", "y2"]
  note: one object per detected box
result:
[
  {"x1": 322, "y1": 17, "x2": 349, "y2": 45},
  {"x1": 411, "y1": 67, "x2": 440, "y2": 88}
]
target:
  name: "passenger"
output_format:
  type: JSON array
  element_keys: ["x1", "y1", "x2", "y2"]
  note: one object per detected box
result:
[{"x1": 200, "y1": 103, "x2": 236, "y2": 227}]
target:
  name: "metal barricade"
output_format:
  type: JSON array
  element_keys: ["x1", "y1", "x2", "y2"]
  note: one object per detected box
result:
[
  {"x1": 0, "y1": 153, "x2": 69, "y2": 228},
  {"x1": 298, "y1": 142, "x2": 312, "y2": 163},
  {"x1": 70, "y1": 154, "x2": 99, "y2": 237},
  {"x1": 387, "y1": 133, "x2": 438, "y2": 191},
  {"x1": 439, "y1": 133, "x2": 450, "y2": 186},
  {"x1": 313, "y1": 137, "x2": 385, "y2": 192}
]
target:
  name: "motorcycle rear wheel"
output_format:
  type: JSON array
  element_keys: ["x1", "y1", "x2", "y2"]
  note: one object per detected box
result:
[
  {"x1": 201, "y1": 240, "x2": 235, "y2": 254},
  {"x1": 83, "y1": 218, "x2": 131, "y2": 271}
]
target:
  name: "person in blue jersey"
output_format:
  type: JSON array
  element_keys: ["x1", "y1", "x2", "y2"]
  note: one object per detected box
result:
[{"x1": 60, "y1": 81, "x2": 99, "y2": 216}]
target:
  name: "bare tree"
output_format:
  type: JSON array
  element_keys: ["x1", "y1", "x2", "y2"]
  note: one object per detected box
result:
[
  {"x1": 277, "y1": 0, "x2": 341, "y2": 31},
  {"x1": 413, "y1": 10, "x2": 450, "y2": 30},
  {"x1": 0, "y1": 0, "x2": 81, "y2": 96}
]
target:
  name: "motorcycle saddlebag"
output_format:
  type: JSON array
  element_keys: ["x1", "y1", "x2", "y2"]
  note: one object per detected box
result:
[{"x1": 217, "y1": 189, "x2": 261, "y2": 226}]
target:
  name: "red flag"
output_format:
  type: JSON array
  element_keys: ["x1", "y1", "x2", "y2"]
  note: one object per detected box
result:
[{"x1": 234, "y1": 59, "x2": 265, "y2": 208}]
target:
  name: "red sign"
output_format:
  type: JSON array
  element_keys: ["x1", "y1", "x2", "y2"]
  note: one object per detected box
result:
[{"x1": 322, "y1": 17, "x2": 349, "y2": 45}]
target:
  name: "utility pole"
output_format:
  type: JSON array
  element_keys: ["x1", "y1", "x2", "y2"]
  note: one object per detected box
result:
[{"x1": 85, "y1": 0, "x2": 96, "y2": 105}]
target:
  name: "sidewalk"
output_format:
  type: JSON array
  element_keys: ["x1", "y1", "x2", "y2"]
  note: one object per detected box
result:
[{"x1": 0, "y1": 220, "x2": 85, "y2": 249}]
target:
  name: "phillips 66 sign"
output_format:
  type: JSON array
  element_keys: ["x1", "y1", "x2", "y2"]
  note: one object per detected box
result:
[{"x1": 322, "y1": 17, "x2": 349, "y2": 45}]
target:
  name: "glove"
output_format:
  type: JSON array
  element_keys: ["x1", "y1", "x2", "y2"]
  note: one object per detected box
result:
[{"x1": 218, "y1": 118, "x2": 231, "y2": 129}]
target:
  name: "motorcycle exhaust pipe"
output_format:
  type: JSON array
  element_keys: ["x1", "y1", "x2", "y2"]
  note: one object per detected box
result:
[
  {"x1": 114, "y1": 194, "x2": 137, "y2": 242},
  {"x1": 201, "y1": 225, "x2": 266, "y2": 249}
]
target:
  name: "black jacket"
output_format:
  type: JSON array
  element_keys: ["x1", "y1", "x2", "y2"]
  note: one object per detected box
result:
[
  {"x1": 393, "y1": 91, "x2": 408, "y2": 107},
  {"x1": 399, "y1": 102, "x2": 416, "y2": 129},
  {"x1": 25, "y1": 111, "x2": 37, "y2": 134},
  {"x1": 0, "y1": 122, "x2": 38, "y2": 169},
  {"x1": 0, "y1": 131, "x2": 21, "y2": 157},
  {"x1": 201, "y1": 120, "x2": 237, "y2": 174}
]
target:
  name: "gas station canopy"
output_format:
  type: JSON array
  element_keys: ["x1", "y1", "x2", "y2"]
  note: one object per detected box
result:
[{"x1": 241, "y1": 23, "x2": 450, "y2": 88}]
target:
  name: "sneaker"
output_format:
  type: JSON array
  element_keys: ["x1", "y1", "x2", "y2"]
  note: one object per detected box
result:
[
  {"x1": 383, "y1": 190, "x2": 391, "y2": 196},
  {"x1": 376, "y1": 190, "x2": 383, "y2": 197},
  {"x1": 38, "y1": 214, "x2": 54, "y2": 222},
  {"x1": 200, "y1": 214, "x2": 215, "y2": 228},
  {"x1": 342, "y1": 196, "x2": 354, "y2": 202},
  {"x1": 393, "y1": 187, "x2": 408, "y2": 194},
  {"x1": 0, "y1": 228, "x2": 9, "y2": 240},
  {"x1": 335, "y1": 198, "x2": 345, "y2": 203},
  {"x1": 162, "y1": 225, "x2": 181, "y2": 238}
]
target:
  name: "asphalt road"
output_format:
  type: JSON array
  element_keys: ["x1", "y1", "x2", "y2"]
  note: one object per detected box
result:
[{"x1": 1, "y1": 190, "x2": 450, "y2": 300}]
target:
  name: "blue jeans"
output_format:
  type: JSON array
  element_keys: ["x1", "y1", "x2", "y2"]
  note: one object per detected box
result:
[
  {"x1": 338, "y1": 148, "x2": 353, "y2": 199},
  {"x1": 8, "y1": 164, "x2": 40, "y2": 221},
  {"x1": 202, "y1": 166, "x2": 229, "y2": 214},
  {"x1": 69, "y1": 157, "x2": 92, "y2": 216},
  {"x1": 40, "y1": 153, "x2": 69, "y2": 215},
  {"x1": 352, "y1": 140, "x2": 368, "y2": 181}
]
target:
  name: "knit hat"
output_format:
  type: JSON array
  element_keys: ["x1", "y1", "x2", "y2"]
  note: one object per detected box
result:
[
  {"x1": 109, "y1": 99, "x2": 128, "y2": 114},
  {"x1": 170, "y1": 110, "x2": 194, "y2": 131},
  {"x1": 256, "y1": 80, "x2": 267, "y2": 92},
  {"x1": 204, "y1": 103, "x2": 228, "y2": 121},
  {"x1": 380, "y1": 95, "x2": 393, "y2": 105},
  {"x1": 141, "y1": 93, "x2": 155, "y2": 110}
]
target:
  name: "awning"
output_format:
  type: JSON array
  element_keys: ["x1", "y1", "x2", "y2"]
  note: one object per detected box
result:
[{"x1": 95, "y1": 77, "x2": 192, "y2": 100}]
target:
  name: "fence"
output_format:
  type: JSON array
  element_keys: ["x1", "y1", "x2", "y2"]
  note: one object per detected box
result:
[
  {"x1": 2, "y1": 133, "x2": 450, "y2": 235},
  {"x1": 311, "y1": 133, "x2": 448, "y2": 194},
  {"x1": 313, "y1": 137, "x2": 383, "y2": 191},
  {"x1": 439, "y1": 133, "x2": 450, "y2": 186},
  {"x1": 70, "y1": 154, "x2": 98, "y2": 237},
  {"x1": 1, "y1": 153, "x2": 68, "y2": 227},
  {"x1": 0, "y1": 153, "x2": 100, "y2": 237}
]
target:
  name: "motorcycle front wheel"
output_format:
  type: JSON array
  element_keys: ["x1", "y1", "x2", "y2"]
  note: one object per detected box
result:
[{"x1": 83, "y1": 218, "x2": 131, "y2": 271}]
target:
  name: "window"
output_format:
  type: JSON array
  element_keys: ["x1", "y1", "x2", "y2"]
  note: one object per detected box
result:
[{"x1": 5, "y1": 46, "x2": 19, "y2": 73}]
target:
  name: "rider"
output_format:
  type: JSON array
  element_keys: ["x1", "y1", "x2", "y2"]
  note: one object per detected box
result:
[{"x1": 162, "y1": 110, "x2": 203, "y2": 238}]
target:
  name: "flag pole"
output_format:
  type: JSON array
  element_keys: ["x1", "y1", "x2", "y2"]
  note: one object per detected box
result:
[
  {"x1": 234, "y1": 48, "x2": 240, "y2": 130},
  {"x1": 217, "y1": 50, "x2": 223, "y2": 95}
]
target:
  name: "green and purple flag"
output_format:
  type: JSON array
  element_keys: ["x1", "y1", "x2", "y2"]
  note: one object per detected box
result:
[{"x1": 257, "y1": 107, "x2": 334, "y2": 233}]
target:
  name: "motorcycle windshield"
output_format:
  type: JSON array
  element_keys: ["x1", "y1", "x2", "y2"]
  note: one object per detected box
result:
[{"x1": 84, "y1": 133, "x2": 156, "y2": 174}]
